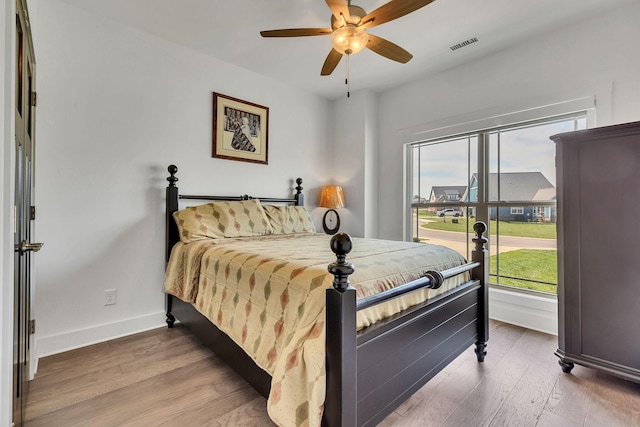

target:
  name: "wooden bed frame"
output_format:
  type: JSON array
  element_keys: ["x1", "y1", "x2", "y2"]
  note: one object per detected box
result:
[{"x1": 164, "y1": 165, "x2": 489, "y2": 427}]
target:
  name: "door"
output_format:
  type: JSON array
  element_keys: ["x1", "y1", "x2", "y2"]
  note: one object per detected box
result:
[{"x1": 13, "y1": 1, "x2": 40, "y2": 425}]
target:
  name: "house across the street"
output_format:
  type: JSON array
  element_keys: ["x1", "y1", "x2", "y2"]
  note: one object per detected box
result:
[{"x1": 465, "y1": 172, "x2": 556, "y2": 222}]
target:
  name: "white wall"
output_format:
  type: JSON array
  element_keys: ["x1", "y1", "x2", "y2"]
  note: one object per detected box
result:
[
  {"x1": 32, "y1": 0, "x2": 332, "y2": 357},
  {"x1": 375, "y1": 2, "x2": 640, "y2": 240},
  {"x1": 331, "y1": 90, "x2": 378, "y2": 238},
  {"x1": 363, "y1": 92, "x2": 378, "y2": 238}
]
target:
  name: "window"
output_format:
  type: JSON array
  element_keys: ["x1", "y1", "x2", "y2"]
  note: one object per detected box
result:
[{"x1": 408, "y1": 114, "x2": 587, "y2": 294}]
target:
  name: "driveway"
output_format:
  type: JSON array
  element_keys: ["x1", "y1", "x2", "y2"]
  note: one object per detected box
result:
[{"x1": 416, "y1": 222, "x2": 556, "y2": 256}]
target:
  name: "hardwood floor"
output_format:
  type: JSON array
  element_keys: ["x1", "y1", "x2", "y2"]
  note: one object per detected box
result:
[{"x1": 25, "y1": 320, "x2": 640, "y2": 426}]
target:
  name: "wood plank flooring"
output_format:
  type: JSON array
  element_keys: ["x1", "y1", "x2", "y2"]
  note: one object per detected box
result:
[{"x1": 25, "y1": 320, "x2": 640, "y2": 426}]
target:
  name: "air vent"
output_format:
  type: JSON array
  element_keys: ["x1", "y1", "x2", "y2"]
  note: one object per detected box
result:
[{"x1": 450, "y1": 37, "x2": 478, "y2": 51}]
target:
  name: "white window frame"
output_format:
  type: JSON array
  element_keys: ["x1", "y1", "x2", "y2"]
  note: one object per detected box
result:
[
  {"x1": 403, "y1": 96, "x2": 596, "y2": 241},
  {"x1": 403, "y1": 99, "x2": 596, "y2": 335}
]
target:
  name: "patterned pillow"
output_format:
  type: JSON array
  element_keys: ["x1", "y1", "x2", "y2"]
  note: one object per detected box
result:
[
  {"x1": 263, "y1": 205, "x2": 316, "y2": 234},
  {"x1": 172, "y1": 203, "x2": 225, "y2": 243},
  {"x1": 212, "y1": 199, "x2": 274, "y2": 237}
]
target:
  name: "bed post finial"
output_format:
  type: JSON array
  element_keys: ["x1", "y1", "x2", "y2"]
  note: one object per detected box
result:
[
  {"x1": 328, "y1": 233, "x2": 355, "y2": 292},
  {"x1": 294, "y1": 178, "x2": 304, "y2": 206},
  {"x1": 472, "y1": 221, "x2": 489, "y2": 362},
  {"x1": 473, "y1": 221, "x2": 488, "y2": 251},
  {"x1": 167, "y1": 165, "x2": 178, "y2": 187}
]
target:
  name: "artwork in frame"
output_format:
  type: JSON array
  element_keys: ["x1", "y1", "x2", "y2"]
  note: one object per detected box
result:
[{"x1": 212, "y1": 92, "x2": 269, "y2": 165}]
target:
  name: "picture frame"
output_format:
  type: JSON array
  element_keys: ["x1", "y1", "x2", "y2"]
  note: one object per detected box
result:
[{"x1": 212, "y1": 92, "x2": 269, "y2": 165}]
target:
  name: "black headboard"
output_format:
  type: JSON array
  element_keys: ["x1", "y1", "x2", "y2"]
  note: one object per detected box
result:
[{"x1": 165, "y1": 164, "x2": 304, "y2": 263}]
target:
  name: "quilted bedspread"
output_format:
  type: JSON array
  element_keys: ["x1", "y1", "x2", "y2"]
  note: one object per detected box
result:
[{"x1": 164, "y1": 233, "x2": 468, "y2": 427}]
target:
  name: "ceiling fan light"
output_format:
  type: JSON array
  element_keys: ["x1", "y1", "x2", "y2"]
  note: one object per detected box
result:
[{"x1": 331, "y1": 25, "x2": 368, "y2": 55}]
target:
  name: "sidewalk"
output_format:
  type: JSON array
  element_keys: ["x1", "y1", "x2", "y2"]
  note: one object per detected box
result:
[{"x1": 415, "y1": 218, "x2": 556, "y2": 257}]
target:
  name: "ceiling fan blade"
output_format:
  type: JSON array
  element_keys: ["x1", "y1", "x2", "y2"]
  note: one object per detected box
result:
[
  {"x1": 321, "y1": 49, "x2": 343, "y2": 76},
  {"x1": 260, "y1": 28, "x2": 333, "y2": 38},
  {"x1": 325, "y1": 0, "x2": 351, "y2": 23},
  {"x1": 360, "y1": 0, "x2": 434, "y2": 29},
  {"x1": 366, "y1": 34, "x2": 413, "y2": 63}
]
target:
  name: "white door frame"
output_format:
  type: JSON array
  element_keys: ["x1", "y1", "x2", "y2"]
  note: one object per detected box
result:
[{"x1": 1, "y1": 0, "x2": 18, "y2": 424}]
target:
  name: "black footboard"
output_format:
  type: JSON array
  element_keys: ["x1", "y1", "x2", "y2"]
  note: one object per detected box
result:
[
  {"x1": 324, "y1": 222, "x2": 489, "y2": 427},
  {"x1": 356, "y1": 282, "x2": 480, "y2": 426}
]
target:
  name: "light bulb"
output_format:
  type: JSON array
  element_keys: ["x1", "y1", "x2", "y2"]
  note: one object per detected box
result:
[{"x1": 331, "y1": 25, "x2": 368, "y2": 55}]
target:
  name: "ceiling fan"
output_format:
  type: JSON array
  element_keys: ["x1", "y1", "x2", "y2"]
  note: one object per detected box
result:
[{"x1": 260, "y1": 0, "x2": 435, "y2": 77}]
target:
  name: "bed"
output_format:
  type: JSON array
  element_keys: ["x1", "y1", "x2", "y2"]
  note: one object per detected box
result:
[{"x1": 163, "y1": 165, "x2": 489, "y2": 427}]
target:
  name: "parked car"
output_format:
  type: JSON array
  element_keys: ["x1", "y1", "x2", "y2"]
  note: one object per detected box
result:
[{"x1": 436, "y1": 208, "x2": 462, "y2": 217}]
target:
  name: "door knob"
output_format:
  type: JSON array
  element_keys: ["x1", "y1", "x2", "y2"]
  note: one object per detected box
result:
[{"x1": 15, "y1": 240, "x2": 43, "y2": 253}]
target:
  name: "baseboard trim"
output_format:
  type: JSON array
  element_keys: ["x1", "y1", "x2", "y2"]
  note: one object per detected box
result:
[
  {"x1": 489, "y1": 287, "x2": 558, "y2": 335},
  {"x1": 34, "y1": 291, "x2": 556, "y2": 362},
  {"x1": 36, "y1": 311, "x2": 167, "y2": 360}
]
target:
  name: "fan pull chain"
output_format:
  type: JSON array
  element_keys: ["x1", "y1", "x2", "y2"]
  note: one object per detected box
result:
[{"x1": 346, "y1": 54, "x2": 350, "y2": 98}]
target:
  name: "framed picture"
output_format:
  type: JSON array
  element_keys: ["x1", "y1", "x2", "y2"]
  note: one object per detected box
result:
[{"x1": 212, "y1": 92, "x2": 269, "y2": 165}]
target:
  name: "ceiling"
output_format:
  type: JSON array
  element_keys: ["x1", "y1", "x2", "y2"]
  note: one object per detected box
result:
[{"x1": 57, "y1": 0, "x2": 631, "y2": 100}]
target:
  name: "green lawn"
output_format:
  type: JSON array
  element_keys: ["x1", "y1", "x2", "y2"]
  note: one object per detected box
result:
[
  {"x1": 490, "y1": 249, "x2": 557, "y2": 293},
  {"x1": 419, "y1": 216, "x2": 556, "y2": 239},
  {"x1": 415, "y1": 212, "x2": 557, "y2": 293}
]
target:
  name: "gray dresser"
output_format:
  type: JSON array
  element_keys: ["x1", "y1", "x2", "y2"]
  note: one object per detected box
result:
[{"x1": 552, "y1": 121, "x2": 640, "y2": 383}]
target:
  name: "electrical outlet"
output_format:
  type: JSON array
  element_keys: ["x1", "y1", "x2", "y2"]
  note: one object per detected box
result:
[{"x1": 104, "y1": 289, "x2": 117, "y2": 306}]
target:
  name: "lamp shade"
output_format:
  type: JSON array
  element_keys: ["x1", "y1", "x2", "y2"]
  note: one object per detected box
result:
[{"x1": 320, "y1": 186, "x2": 345, "y2": 209}]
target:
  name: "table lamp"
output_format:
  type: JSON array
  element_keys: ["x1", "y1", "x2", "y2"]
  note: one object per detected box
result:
[{"x1": 319, "y1": 185, "x2": 345, "y2": 235}]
